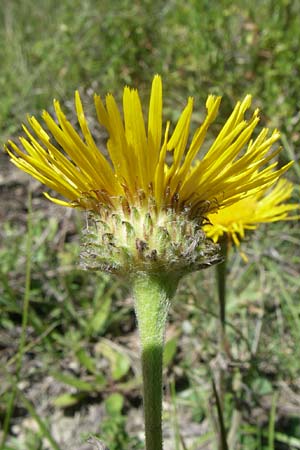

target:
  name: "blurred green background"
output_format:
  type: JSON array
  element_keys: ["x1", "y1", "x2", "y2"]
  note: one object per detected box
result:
[{"x1": 0, "y1": 0, "x2": 300, "y2": 449}]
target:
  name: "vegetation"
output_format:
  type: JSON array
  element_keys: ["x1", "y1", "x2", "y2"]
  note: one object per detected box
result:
[{"x1": 0, "y1": 0, "x2": 300, "y2": 449}]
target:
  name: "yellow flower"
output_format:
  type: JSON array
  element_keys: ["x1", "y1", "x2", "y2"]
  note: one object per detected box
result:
[
  {"x1": 6, "y1": 75, "x2": 291, "y2": 217},
  {"x1": 204, "y1": 178, "x2": 299, "y2": 247},
  {"x1": 5, "y1": 75, "x2": 294, "y2": 274}
]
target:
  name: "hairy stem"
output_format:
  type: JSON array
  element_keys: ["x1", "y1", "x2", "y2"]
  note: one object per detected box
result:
[{"x1": 132, "y1": 272, "x2": 178, "y2": 450}]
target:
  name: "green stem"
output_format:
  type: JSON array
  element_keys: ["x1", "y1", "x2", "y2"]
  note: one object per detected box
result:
[
  {"x1": 212, "y1": 377, "x2": 229, "y2": 450},
  {"x1": 217, "y1": 238, "x2": 228, "y2": 349},
  {"x1": 215, "y1": 237, "x2": 229, "y2": 450},
  {"x1": 132, "y1": 272, "x2": 178, "y2": 450}
]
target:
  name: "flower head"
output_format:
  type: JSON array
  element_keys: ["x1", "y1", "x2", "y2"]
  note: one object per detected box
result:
[
  {"x1": 5, "y1": 76, "x2": 293, "y2": 275},
  {"x1": 204, "y1": 179, "x2": 299, "y2": 248},
  {"x1": 6, "y1": 75, "x2": 291, "y2": 215}
]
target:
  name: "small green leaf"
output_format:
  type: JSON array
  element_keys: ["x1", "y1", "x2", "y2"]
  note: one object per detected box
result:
[
  {"x1": 105, "y1": 392, "x2": 124, "y2": 415},
  {"x1": 76, "y1": 347, "x2": 97, "y2": 374},
  {"x1": 95, "y1": 341, "x2": 130, "y2": 381},
  {"x1": 88, "y1": 295, "x2": 112, "y2": 335},
  {"x1": 252, "y1": 377, "x2": 273, "y2": 396},
  {"x1": 51, "y1": 371, "x2": 94, "y2": 392},
  {"x1": 163, "y1": 337, "x2": 178, "y2": 367},
  {"x1": 53, "y1": 392, "x2": 85, "y2": 407}
]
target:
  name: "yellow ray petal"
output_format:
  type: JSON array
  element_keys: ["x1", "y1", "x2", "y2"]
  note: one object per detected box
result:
[
  {"x1": 123, "y1": 87, "x2": 149, "y2": 190},
  {"x1": 148, "y1": 74, "x2": 162, "y2": 175}
]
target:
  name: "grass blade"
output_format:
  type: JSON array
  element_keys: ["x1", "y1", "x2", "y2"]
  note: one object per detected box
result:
[
  {"x1": 0, "y1": 193, "x2": 33, "y2": 449},
  {"x1": 268, "y1": 392, "x2": 278, "y2": 450},
  {"x1": 19, "y1": 390, "x2": 61, "y2": 450}
]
